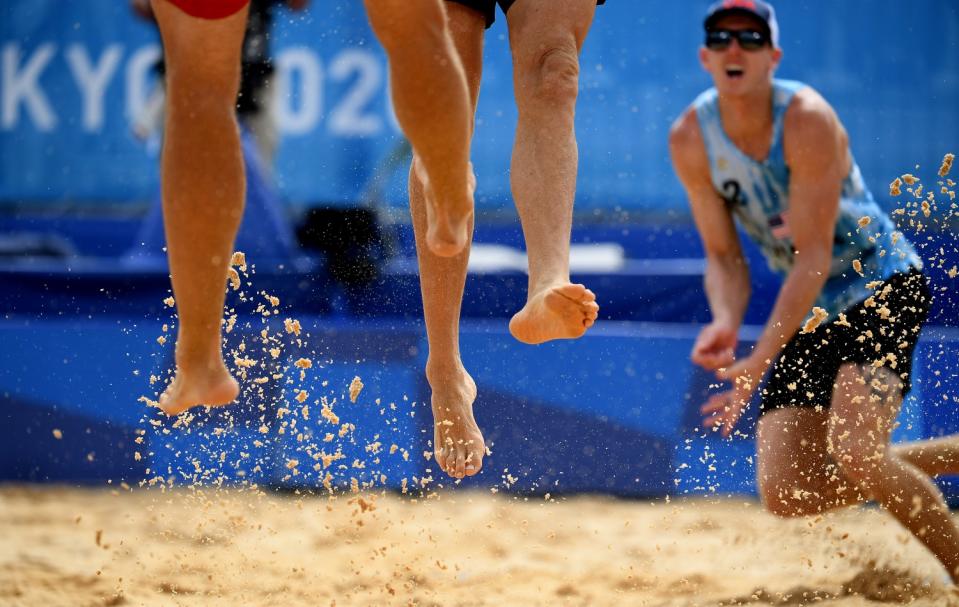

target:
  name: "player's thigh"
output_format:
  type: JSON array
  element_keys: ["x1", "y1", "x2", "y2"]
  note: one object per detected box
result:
[
  {"x1": 445, "y1": 2, "x2": 487, "y2": 113},
  {"x1": 151, "y1": 0, "x2": 248, "y2": 94},
  {"x1": 757, "y1": 407, "x2": 847, "y2": 513},
  {"x1": 827, "y1": 363, "x2": 903, "y2": 472},
  {"x1": 365, "y1": 0, "x2": 445, "y2": 48}
]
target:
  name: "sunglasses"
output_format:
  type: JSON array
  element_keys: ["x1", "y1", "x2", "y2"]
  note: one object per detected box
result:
[{"x1": 705, "y1": 29, "x2": 770, "y2": 52}]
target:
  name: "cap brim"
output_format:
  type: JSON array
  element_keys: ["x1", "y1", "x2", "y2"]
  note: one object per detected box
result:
[{"x1": 704, "y1": 7, "x2": 771, "y2": 38}]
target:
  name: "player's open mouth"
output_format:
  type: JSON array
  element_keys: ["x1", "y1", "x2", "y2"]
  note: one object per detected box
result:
[{"x1": 725, "y1": 66, "x2": 744, "y2": 79}]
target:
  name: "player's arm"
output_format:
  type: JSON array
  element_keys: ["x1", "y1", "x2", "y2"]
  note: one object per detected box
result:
[
  {"x1": 670, "y1": 110, "x2": 750, "y2": 328},
  {"x1": 748, "y1": 90, "x2": 845, "y2": 367},
  {"x1": 670, "y1": 108, "x2": 750, "y2": 369}
]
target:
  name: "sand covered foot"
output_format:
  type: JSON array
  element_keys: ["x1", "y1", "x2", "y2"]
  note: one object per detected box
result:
[
  {"x1": 427, "y1": 364, "x2": 485, "y2": 479},
  {"x1": 414, "y1": 157, "x2": 474, "y2": 258},
  {"x1": 509, "y1": 283, "x2": 599, "y2": 345},
  {"x1": 157, "y1": 364, "x2": 239, "y2": 416}
]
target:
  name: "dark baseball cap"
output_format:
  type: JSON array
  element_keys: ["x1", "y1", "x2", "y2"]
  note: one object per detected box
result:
[{"x1": 704, "y1": 0, "x2": 780, "y2": 48}]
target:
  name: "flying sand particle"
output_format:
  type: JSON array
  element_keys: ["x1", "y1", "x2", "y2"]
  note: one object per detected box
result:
[
  {"x1": 230, "y1": 251, "x2": 247, "y2": 272},
  {"x1": 284, "y1": 318, "x2": 302, "y2": 336},
  {"x1": 889, "y1": 178, "x2": 902, "y2": 196},
  {"x1": 801, "y1": 307, "x2": 829, "y2": 334},
  {"x1": 227, "y1": 269, "x2": 241, "y2": 291},
  {"x1": 349, "y1": 377, "x2": 364, "y2": 403},
  {"x1": 939, "y1": 153, "x2": 954, "y2": 177}
]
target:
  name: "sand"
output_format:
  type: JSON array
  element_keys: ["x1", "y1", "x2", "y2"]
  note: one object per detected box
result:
[{"x1": 2, "y1": 486, "x2": 957, "y2": 607}]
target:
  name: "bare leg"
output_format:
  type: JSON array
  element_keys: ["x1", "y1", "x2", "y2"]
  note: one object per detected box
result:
[
  {"x1": 504, "y1": 0, "x2": 599, "y2": 345},
  {"x1": 365, "y1": 0, "x2": 474, "y2": 257},
  {"x1": 758, "y1": 395, "x2": 959, "y2": 582},
  {"x1": 151, "y1": 0, "x2": 248, "y2": 416},
  {"x1": 756, "y1": 407, "x2": 859, "y2": 517},
  {"x1": 409, "y1": 3, "x2": 486, "y2": 479},
  {"x1": 828, "y1": 364, "x2": 959, "y2": 583},
  {"x1": 894, "y1": 435, "x2": 959, "y2": 477}
]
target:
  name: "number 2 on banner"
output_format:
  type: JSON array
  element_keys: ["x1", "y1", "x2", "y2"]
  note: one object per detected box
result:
[
  {"x1": 276, "y1": 48, "x2": 393, "y2": 138},
  {"x1": 328, "y1": 50, "x2": 383, "y2": 137}
]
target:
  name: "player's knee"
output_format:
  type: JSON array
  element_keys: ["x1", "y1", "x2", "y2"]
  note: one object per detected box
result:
[
  {"x1": 517, "y1": 41, "x2": 580, "y2": 108},
  {"x1": 758, "y1": 475, "x2": 811, "y2": 518},
  {"x1": 836, "y1": 459, "x2": 884, "y2": 494},
  {"x1": 827, "y1": 431, "x2": 885, "y2": 492}
]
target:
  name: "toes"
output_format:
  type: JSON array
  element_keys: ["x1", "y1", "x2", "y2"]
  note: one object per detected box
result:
[
  {"x1": 435, "y1": 430, "x2": 453, "y2": 473},
  {"x1": 556, "y1": 283, "x2": 587, "y2": 301},
  {"x1": 434, "y1": 444, "x2": 447, "y2": 472},
  {"x1": 581, "y1": 300, "x2": 599, "y2": 329},
  {"x1": 465, "y1": 446, "x2": 482, "y2": 477},
  {"x1": 444, "y1": 436, "x2": 457, "y2": 470},
  {"x1": 454, "y1": 445, "x2": 466, "y2": 479}
]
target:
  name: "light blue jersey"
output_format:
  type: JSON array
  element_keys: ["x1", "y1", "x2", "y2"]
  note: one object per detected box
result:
[{"x1": 693, "y1": 79, "x2": 921, "y2": 315}]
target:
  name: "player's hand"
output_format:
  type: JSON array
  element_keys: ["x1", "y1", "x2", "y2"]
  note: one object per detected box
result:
[
  {"x1": 701, "y1": 354, "x2": 767, "y2": 437},
  {"x1": 691, "y1": 321, "x2": 738, "y2": 370},
  {"x1": 700, "y1": 388, "x2": 747, "y2": 438}
]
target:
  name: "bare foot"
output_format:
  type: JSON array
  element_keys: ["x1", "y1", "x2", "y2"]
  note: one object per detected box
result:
[
  {"x1": 427, "y1": 363, "x2": 485, "y2": 479},
  {"x1": 509, "y1": 283, "x2": 599, "y2": 345},
  {"x1": 158, "y1": 363, "x2": 239, "y2": 416},
  {"x1": 414, "y1": 157, "x2": 474, "y2": 258}
]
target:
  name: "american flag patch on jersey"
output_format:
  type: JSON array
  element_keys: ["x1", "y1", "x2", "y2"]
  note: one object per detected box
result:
[{"x1": 769, "y1": 211, "x2": 791, "y2": 239}]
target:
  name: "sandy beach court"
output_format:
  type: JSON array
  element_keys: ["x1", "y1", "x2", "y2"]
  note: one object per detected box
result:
[{"x1": 2, "y1": 485, "x2": 957, "y2": 606}]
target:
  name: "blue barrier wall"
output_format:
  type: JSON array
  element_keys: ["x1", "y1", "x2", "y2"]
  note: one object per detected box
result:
[
  {"x1": 1, "y1": 0, "x2": 956, "y2": 212},
  {"x1": 3, "y1": 316, "x2": 956, "y2": 501},
  {"x1": 3, "y1": 227, "x2": 957, "y2": 499}
]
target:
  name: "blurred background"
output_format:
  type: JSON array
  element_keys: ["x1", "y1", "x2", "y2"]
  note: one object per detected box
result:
[{"x1": 1, "y1": 0, "x2": 957, "y2": 500}]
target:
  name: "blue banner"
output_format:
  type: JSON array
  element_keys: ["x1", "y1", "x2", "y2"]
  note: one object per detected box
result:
[{"x1": 1, "y1": 0, "x2": 957, "y2": 212}]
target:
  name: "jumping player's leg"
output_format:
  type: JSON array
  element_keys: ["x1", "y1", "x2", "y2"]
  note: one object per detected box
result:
[
  {"x1": 410, "y1": 3, "x2": 487, "y2": 479},
  {"x1": 151, "y1": 0, "x2": 249, "y2": 416},
  {"x1": 365, "y1": 0, "x2": 474, "y2": 258},
  {"x1": 504, "y1": 0, "x2": 599, "y2": 345},
  {"x1": 828, "y1": 363, "x2": 959, "y2": 583}
]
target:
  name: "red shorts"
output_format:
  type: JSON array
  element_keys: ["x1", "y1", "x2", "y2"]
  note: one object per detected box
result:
[{"x1": 165, "y1": 0, "x2": 249, "y2": 20}]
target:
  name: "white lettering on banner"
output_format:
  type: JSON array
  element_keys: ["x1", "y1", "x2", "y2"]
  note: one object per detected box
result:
[
  {"x1": 276, "y1": 47, "x2": 322, "y2": 135},
  {"x1": 1, "y1": 43, "x2": 57, "y2": 131},
  {"x1": 126, "y1": 44, "x2": 161, "y2": 124},
  {"x1": 276, "y1": 47, "x2": 395, "y2": 137},
  {"x1": 65, "y1": 44, "x2": 123, "y2": 132},
  {"x1": 328, "y1": 49, "x2": 383, "y2": 137},
  {"x1": 0, "y1": 43, "x2": 395, "y2": 138}
]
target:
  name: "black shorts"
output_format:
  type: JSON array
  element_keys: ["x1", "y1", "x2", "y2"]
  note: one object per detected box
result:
[
  {"x1": 446, "y1": 0, "x2": 605, "y2": 29},
  {"x1": 759, "y1": 268, "x2": 931, "y2": 416}
]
